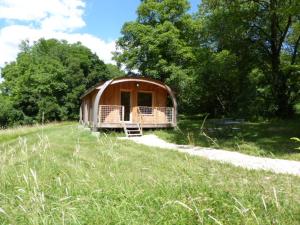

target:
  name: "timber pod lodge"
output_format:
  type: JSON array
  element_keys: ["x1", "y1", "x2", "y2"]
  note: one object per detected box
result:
[{"x1": 79, "y1": 76, "x2": 177, "y2": 136}]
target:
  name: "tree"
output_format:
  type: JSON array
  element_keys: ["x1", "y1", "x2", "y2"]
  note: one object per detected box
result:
[
  {"x1": 114, "y1": 0, "x2": 195, "y2": 82},
  {"x1": 0, "y1": 95, "x2": 23, "y2": 127},
  {"x1": 0, "y1": 39, "x2": 110, "y2": 124},
  {"x1": 114, "y1": 0, "x2": 198, "y2": 113},
  {"x1": 106, "y1": 64, "x2": 126, "y2": 78},
  {"x1": 195, "y1": 50, "x2": 241, "y2": 116},
  {"x1": 198, "y1": 0, "x2": 300, "y2": 117},
  {"x1": 115, "y1": 0, "x2": 300, "y2": 118}
]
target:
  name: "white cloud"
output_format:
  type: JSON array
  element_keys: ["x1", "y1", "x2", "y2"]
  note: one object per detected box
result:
[
  {"x1": 0, "y1": 0, "x2": 116, "y2": 70},
  {"x1": 0, "y1": 0, "x2": 85, "y2": 30}
]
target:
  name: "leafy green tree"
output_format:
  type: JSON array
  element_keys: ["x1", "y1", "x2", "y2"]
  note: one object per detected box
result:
[
  {"x1": 106, "y1": 64, "x2": 126, "y2": 78},
  {"x1": 114, "y1": 0, "x2": 195, "y2": 82},
  {"x1": 195, "y1": 50, "x2": 241, "y2": 116},
  {"x1": 1, "y1": 39, "x2": 110, "y2": 124},
  {"x1": 115, "y1": 0, "x2": 300, "y2": 118},
  {"x1": 114, "y1": 0, "x2": 199, "y2": 114},
  {"x1": 0, "y1": 95, "x2": 23, "y2": 127},
  {"x1": 198, "y1": 0, "x2": 300, "y2": 117}
]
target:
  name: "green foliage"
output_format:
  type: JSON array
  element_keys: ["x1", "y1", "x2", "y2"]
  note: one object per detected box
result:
[
  {"x1": 114, "y1": 0, "x2": 196, "y2": 97},
  {"x1": 290, "y1": 137, "x2": 300, "y2": 150},
  {"x1": 0, "y1": 123, "x2": 299, "y2": 224},
  {"x1": 1, "y1": 0, "x2": 300, "y2": 123},
  {"x1": 291, "y1": 137, "x2": 300, "y2": 142},
  {"x1": 194, "y1": 50, "x2": 243, "y2": 116},
  {"x1": 200, "y1": 0, "x2": 300, "y2": 117},
  {"x1": 106, "y1": 64, "x2": 126, "y2": 78},
  {"x1": 115, "y1": 0, "x2": 300, "y2": 118},
  {"x1": 0, "y1": 95, "x2": 23, "y2": 127},
  {"x1": 0, "y1": 39, "x2": 110, "y2": 125}
]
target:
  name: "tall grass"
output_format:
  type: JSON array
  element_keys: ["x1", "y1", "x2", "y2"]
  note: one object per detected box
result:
[
  {"x1": 0, "y1": 123, "x2": 299, "y2": 224},
  {"x1": 154, "y1": 116, "x2": 300, "y2": 160}
]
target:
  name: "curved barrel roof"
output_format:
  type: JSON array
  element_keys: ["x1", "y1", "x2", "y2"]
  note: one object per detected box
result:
[{"x1": 80, "y1": 76, "x2": 169, "y2": 99}]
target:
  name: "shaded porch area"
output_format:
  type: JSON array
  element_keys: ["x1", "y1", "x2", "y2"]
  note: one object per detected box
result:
[{"x1": 98, "y1": 105, "x2": 175, "y2": 128}]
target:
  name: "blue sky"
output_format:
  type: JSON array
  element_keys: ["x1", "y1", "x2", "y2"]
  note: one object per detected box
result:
[
  {"x1": 0, "y1": 0, "x2": 200, "y2": 68},
  {"x1": 80, "y1": 0, "x2": 200, "y2": 41}
]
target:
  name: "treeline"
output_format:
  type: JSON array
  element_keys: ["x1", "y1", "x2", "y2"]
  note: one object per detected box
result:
[
  {"x1": 0, "y1": 39, "x2": 124, "y2": 127},
  {"x1": 1, "y1": 0, "x2": 299, "y2": 127},
  {"x1": 114, "y1": 0, "x2": 300, "y2": 118}
]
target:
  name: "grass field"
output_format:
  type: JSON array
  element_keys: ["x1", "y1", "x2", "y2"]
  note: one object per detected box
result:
[
  {"x1": 154, "y1": 116, "x2": 300, "y2": 161},
  {"x1": 0, "y1": 123, "x2": 299, "y2": 224}
]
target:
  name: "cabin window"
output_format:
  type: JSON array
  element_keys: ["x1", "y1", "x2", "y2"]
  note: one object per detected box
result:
[{"x1": 138, "y1": 92, "x2": 153, "y2": 114}]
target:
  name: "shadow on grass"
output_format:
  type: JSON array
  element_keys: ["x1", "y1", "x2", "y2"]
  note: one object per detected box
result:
[{"x1": 154, "y1": 115, "x2": 300, "y2": 160}]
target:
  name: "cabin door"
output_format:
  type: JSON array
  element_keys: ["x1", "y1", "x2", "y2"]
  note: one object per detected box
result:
[{"x1": 121, "y1": 91, "x2": 131, "y2": 122}]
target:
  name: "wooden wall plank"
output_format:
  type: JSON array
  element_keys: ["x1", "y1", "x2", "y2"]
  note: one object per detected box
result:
[{"x1": 81, "y1": 80, "x2": 172, "y2": 126}]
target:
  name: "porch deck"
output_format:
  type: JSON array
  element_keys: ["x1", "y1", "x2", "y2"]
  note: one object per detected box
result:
[{"x1": 97, "y1": 105, "x2": 175, "y2": 128}]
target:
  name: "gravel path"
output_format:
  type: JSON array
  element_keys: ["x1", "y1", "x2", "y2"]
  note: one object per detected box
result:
[{"x1": 119, "y1": 134, "x2": 300, "y2": 176}]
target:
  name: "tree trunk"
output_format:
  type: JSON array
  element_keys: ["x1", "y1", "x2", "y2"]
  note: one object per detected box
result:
[
  {"x1": 275, "y1": 72, "x2": 291, "y2": 117},
  {"x1": 270, "y1": 0, "x2": 292, "y2": 117}
]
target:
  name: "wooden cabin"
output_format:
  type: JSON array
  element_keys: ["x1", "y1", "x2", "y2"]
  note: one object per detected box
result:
[{"x1": 79, "y1": 76, "x2": 177, "y2": 132}]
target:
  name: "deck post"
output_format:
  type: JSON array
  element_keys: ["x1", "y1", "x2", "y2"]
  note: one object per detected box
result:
[
  {"x1": 121, "y1": 106, "x2": 125, "y2": 122},
  {"x1": 92, "y1": 80, "x2": 113, "y2": 131},
  {"x1": 165, "y1": 85, "x2": 177, "y2": 126},
  {"x1": 84, "y1": 100, "x2": 88, "y2": 126},
  {"x1": 79, "y1": 102, "x2": 83, "y2": 124},
  {"x1": 172, "y1": 108, "x2": 175, "y2": 125},
  {"x1": 98, "y1": 105, "x2": 102, "y2": 127},
  {"x1": 155, "y1": 107, "x2": 157, "y2": 125}
]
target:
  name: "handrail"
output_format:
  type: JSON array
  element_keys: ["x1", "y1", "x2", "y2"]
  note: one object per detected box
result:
[{"x1": 137, "y1": 107, "x2": 144, "y2": 132}]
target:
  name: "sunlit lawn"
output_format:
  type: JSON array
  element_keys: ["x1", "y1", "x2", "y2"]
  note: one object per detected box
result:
[{"x1": 0, "y1": 123, "x2": 299, "y2": 224}]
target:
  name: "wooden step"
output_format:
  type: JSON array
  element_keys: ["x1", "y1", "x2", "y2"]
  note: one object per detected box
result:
[
  {"x1": 123, "y1": 123, "x2": 142, "y2": 137},
  {"x1": 128, "y1": 133, "x2": 142, "y2": 137},
  {"x1": 126, "y1": 128, "x2": 139, "y2": 131},
  {"x1": 125, "y1": 123, "x2": 139, "y2": 128},
  {"x1": 127, "y1": 128, "x2": 141, "y2": 133}
]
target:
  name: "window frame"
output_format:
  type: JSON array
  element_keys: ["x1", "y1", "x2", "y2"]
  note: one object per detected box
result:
[{"x1": 137, "y1": 91, "x2": 154, "y2": 115}]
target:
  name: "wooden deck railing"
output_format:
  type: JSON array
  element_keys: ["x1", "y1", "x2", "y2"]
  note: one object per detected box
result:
[
  {"x1": 98, "y1": 105, "x2": 124, "y2": 125},
  {"x1": 137, "y1": 106, "x2": 174, "y2": 125},
  {"x1": 98, "y1": 105, "x2": 174, "y2": 125}
]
